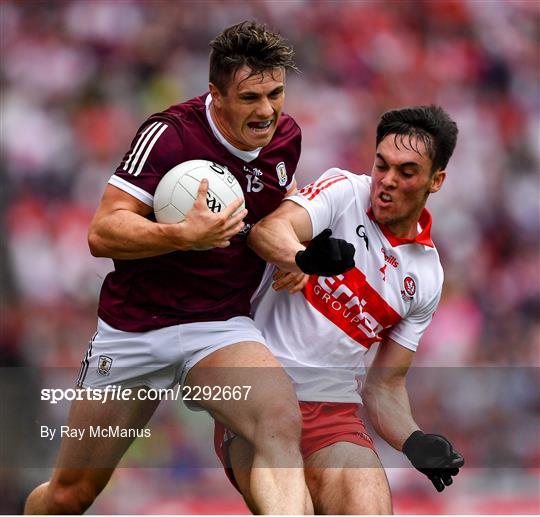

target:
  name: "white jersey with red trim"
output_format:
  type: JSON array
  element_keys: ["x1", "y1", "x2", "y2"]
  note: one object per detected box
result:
[{"x1": 253, "y1": 168, "x2": 443, "y2": 403}]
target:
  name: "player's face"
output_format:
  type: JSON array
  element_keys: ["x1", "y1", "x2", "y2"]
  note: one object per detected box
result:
[
  {"x1": 370, "y1": 134, "x2": 445, "y2": 238},
  {"x1": 209, "y1": 66, "x2": 285, "y2": 151}
]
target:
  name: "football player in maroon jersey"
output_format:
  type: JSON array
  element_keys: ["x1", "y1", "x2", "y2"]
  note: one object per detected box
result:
[{"x1": 25, "y1": 21, "x2": 314, "y2": 515}]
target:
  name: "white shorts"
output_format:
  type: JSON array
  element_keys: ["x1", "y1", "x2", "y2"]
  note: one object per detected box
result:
[{"x1": 76, "y1": 316, "x2": 266, "y2": 392}]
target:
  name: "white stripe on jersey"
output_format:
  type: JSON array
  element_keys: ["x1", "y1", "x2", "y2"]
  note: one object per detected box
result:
[
  {"x1": 133, "y1": 123, "x2": 168, "y2": 176},
  {"x1": 123, "y1": 121, "x2": 167, "y2": 175},
  {"x1": 122, "y1": 121, "x2": 160, "y2": 172}
]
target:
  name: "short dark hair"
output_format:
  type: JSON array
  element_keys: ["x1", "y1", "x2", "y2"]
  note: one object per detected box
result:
[
  {"x1": 376, "y1": 105, "x2": 458, "y2": 172},
  {"x1": 209, "y1": 20, "x2": 297, "y2": 93}
]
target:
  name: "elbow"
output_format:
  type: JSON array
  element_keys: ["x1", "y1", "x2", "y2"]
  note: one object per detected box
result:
[{"x1": 87, "y1": 227, "x2": 106, "y2": 257}]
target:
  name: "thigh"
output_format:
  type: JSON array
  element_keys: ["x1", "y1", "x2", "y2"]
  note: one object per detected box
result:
[
  {"x1": 305, "y1": 442, "x2": 392, "y2": 514},
  {"x1": 186, "y1": 340, "x2": 299, "y2": 442},
  {"x1": 78, "y1": 319, "x2": 182, "y2": 390},
  {"x1": 51, "y1": 389, "x2": 160, "y2": 490}
]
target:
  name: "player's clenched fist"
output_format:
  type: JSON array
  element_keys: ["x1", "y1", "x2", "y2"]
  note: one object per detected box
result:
[
  {"x1": 402, "y1": 430, "x2": 464, "y2": 492},
  {"x1": 295, "y1": 228, "x2": 355, "y2": 276},
  {"x1": 181, "y1": 179, "x2": 247, "y2": 250}
]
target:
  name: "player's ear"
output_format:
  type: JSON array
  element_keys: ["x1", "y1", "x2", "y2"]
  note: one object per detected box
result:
[
  {"x1": 209, "y1": 83, "x2": 223, "y2": 108},
  {"x1": 429, "y1": 169, "x2": 445, "y2": 193}
]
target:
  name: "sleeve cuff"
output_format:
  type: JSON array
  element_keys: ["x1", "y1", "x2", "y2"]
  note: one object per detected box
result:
[
  {"x1": 387, "y1": 330, "x2": 419, "y2": 352},
  {"x1": 108, "y1": 175, "x2": 154, "y2": 207}
]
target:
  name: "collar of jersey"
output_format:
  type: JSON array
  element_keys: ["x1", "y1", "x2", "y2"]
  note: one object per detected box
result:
[
  {"x1": 367, "y1": 207, "x2": 435, "y2": 248},
  {"x1": 205, "y1": 93, "x2": 262, "y2": 163}
]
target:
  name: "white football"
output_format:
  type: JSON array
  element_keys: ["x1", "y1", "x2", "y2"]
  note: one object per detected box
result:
[{"x1": 153, "y1": 160, "x2": 245, "y2": 223}]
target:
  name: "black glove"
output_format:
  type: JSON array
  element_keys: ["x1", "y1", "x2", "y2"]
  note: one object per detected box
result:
[
  {"x1": 402, "y1": 430, "x2": 464, "y2": 492},
  {"x1": 295, "y1": 229, "x2": 355, "y2": 276}
]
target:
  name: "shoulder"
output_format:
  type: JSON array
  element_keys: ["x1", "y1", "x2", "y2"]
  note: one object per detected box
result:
[
  {"x1": 263, "y1": 112, "x2": 302, "y2": 168},
  {"x1": 314, "y1": 168, "x2": 371, "y2": 187},
  {"x1": 410, "y1": 246, "x2": 444, "y2": 303},
  {"x1": 293, "y1": 169, "x2": 353, "y2": 213},
  {"x1": 150, "y1": 94, "x2": 208, "y2": 132},
  {"x1": 425, "y1": 248, "x2": 444, "y2": 289},
  {"x1": 277, "y1": 112, "x2": 301, "y2": 138},
  {"x1": 161, "y1": 94, "x2": 207, "y2": 118},
  {"x1": 303, "y1": 169, "x2": 370, "y2": 201},
  {"x1": 272, "y1": 112, "x2": 302, "y2": 153},
  {"x1": 133, "y1": 94, "x2": 215, "y2": 155}
]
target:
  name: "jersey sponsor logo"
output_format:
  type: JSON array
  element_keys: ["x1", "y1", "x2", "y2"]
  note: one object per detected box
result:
[
  {"x1": 381, "y1": 247, "x2": 399, "y2": 268},
  {"x1": 299, "y1": 174, "x2": 347, "y2": 201},
  {"x1": 122, "y1": 121, "x2": 168, "y2": 177},
  {"x1": 243, "y1": 165, "x2": 263, "y2": 176},
  {"x1": 276, "y1": 161, "x2": 288, "y2": 186},
  {"x1": 379, "y1": 264, "x2": 387, "y2": 282},
  {"x1": 303, "y1": 268, "x2": 401, "y2": 348},
  {"x1": 97, "y1": 355, "x2": 113, "y2": 376},
  {"x1": 356, "y1": 225, "x2": 369, "y2": 250}
]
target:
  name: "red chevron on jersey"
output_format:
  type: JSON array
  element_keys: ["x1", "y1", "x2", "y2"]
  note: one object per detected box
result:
[
  {"x1": 298, "y1": 175, "x2": 340, "y2": 198},
  {"x1": 303, "y1": 267, "x2": 401, "y2": 348},
  {"x1": 299, "y1": 175, "x2": 340, "y2": 196},
  {"x1": 299, "y1": 175, "x2": 347, "y2": 200}
]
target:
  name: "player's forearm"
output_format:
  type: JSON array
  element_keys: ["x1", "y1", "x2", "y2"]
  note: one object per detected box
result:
[
  {"x1": 362, "y1": 377, "x2": 420, "y2": 451},
  {"x1": 88, "y1": 209, "x2": 190, "y2": 259},
  {"x1": 248, "y1": 218, "x2": 305, "y2": 273}
]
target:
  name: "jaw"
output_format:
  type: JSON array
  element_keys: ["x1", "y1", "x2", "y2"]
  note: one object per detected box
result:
[
  {"x1": 371, "y1": 191, "x2": 395, "y2": 220},
  {"x1": 242, "y1": 120, "x2": 277, "y2": 148}
]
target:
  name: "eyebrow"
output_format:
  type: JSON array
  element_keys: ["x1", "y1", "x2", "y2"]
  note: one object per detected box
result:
[
  {"x1": 376, "y1": 153, "x2": 420, "y2": 169},
  {"x1": 239, "y1": 86, "x2": 284, "y2": 98}
]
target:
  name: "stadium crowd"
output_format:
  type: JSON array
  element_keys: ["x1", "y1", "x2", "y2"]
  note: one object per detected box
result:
[{"x1": 1, "y1": 0, "x2": 538, "y2": 513}]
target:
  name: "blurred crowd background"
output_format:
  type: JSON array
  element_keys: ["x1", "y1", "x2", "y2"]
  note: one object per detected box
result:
[{"x1": 1, "y1": 0, "x2": 538, "y2": 514}]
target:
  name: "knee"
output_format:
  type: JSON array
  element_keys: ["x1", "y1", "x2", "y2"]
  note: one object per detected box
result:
[
  {"x1": 254, "y1": 400, "x2": 302, "y2": 445},
  {"x1": 48, "y1": 479, "x2": 101, "y2": 514}
]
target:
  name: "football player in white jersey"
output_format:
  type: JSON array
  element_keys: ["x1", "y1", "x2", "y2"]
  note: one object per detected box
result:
[{"x1": 214, "y1": 105, "x2": 464, "y2": 514}]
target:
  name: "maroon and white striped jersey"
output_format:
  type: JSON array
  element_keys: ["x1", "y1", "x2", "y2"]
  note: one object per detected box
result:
[
  {"x1": 253, "y1": 169, "x2": 443, "y2": 402},
  {"x1": 98, "y1": 93, "x2": 301, "y2": 332}
]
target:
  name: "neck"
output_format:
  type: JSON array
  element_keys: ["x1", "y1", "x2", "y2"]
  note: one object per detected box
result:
[
  {"x1": 386, "y1": 221, "x2": 418, "y2": 239},
  {"x1": 384, "y1": 207, "x2": 425, "y2": 239}
]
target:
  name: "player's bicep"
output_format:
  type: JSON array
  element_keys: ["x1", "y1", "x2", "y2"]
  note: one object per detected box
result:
[
  {"x1": 93, "y1": 184, "x2": 153, "y2": 222},
  {"x1": 265, "y1": 199, "x2": 313, "y2": 243},
  {"x1": 292, "y1": 170, "x2": 350, "y2": 235}
]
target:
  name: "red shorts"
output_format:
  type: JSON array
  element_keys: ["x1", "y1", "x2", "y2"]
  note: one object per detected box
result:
[{"x1": 214, "y1": 401, "x2": 375, "y2": 490}]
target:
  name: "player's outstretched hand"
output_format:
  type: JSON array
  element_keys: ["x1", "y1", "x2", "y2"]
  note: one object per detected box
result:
[
  {"x1": 295, "y1": 229, "x2": 355, "y2": 276},
  {"x1": 182, "y1": 179, "x2": 247, "y2": 250},
  {"x1": 402, "y1": 431, "x2": 464, "y2": 492}
]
